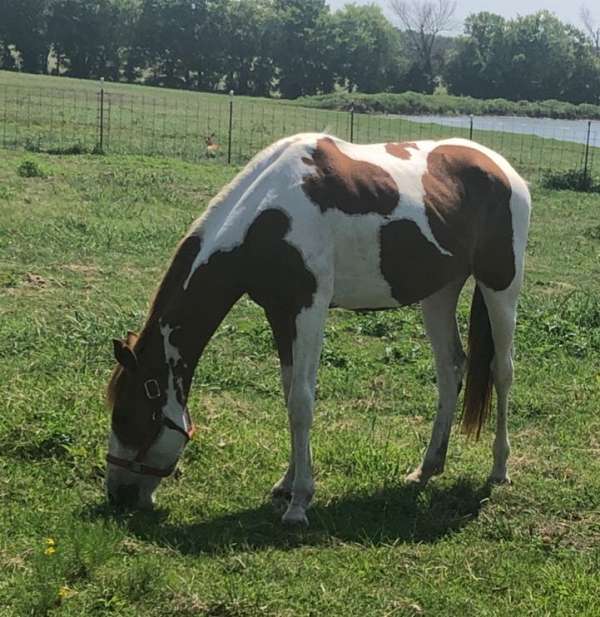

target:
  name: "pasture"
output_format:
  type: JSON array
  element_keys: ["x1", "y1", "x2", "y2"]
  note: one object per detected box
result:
[
  {"x1": 1, "y1": 144, "x2": 600, "y2": 616},
  {"x1": 2, "y1": 70, "x2": 599, "y2": 180}
]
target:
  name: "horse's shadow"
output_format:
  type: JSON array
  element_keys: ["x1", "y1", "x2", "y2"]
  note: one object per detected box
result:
[{"x1": 88, "y1": 478, "x2": 492, "y2": 555}]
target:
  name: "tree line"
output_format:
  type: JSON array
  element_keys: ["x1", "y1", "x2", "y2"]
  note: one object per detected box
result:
[{"x1": 1, "y1": 0, "x2": 599, "y2": 105}]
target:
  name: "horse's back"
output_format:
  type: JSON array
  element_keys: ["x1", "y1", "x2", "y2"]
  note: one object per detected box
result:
[{"x1": 188, "y1": 133, "x2": 530, "y2": 309}]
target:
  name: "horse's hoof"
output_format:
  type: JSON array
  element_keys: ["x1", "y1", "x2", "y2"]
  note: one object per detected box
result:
[
  {"x1": 405, "y1": 468, "x2": 429, "y2": 487},
  {"x1": 281, "y1": 505, "x2": 309, "y2": 526},
  {"x1": 488, "y1": 474, "x2": 512, "y2": 485}
]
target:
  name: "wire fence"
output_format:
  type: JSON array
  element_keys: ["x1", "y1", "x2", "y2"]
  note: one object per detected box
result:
[{"x1": 1, "y1": 82, "x2": 599, "y2": 181}]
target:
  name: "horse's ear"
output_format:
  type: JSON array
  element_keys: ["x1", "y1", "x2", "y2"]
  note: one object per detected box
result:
[
  {"x1": 126, "y1": 330, "x2": 139, "y2": 347},
  {"x1": 113, "y1": 339, "x2": 138, "y2": 372}
]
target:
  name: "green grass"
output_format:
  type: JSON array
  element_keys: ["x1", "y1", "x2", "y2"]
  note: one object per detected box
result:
[
  {"x1": 1, "y1": 148, "x2": 600, "y2": 616},
  {"x1": 2, "y1": 70, "x2": 599, "y2": 180}
]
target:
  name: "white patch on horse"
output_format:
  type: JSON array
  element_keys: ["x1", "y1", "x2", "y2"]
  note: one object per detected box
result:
[
  {"x1": 331, "y1": 139, "x2": 453, "y2": 257},
  {"x1": 159, "y1": 320, "x2": 190, "y2": 432},
  {"x1": 323, "y1": 211, "x2": 397, "y2": 308},
  {"x1": 182, "y1": 136, "x2": 306, "y2": 290},
  {"x1": 159, "y1": 320, "x2": 182, "y2": 366}
]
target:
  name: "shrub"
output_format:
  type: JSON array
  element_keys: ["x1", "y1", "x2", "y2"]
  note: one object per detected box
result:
[
  {"x1": 541, "y1": 168, "x2": 600, "y2": 192},
  {"x1": 17, "y1": 159, "x2": 47, "y2": 178},
  {"x1": 295, "y1": 91, "x2": 600, "y2": 120}
]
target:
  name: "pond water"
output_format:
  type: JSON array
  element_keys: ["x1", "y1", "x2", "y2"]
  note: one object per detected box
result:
[{"x1": 400, "y1": 115, "x2": 600, "y2": 148}]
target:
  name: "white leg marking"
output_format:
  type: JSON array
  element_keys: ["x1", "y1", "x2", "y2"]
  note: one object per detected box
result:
[
  {"x1": 479, "y1": 284, "x2": 519, "y2": 484},
  {"x1": 407, "y1": 277, "x2": 467, "y2": 486},
  {"x1": 281, "y1": 299, "x2": 329, "y2": 526}
]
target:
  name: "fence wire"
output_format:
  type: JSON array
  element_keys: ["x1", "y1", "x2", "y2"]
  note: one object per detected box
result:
[{"x1": 1, "y1": 83, "x2": 598, "y2": 181}]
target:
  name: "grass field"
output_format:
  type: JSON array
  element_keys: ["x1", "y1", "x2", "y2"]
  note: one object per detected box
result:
[
  {"x1": 1, "y1": 70, "x2": 599, "y2": 180},
  {"x1": 1, "y1": 146, "x2": 600, "y2": 616}
]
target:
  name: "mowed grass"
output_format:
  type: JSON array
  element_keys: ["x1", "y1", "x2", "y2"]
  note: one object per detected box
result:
[
  {"x1": 2, "y1": 70, "x2": 599, "y2": 180},
  {"x1": 1, "y1": 147, "x2": 600, "y2": 616}
]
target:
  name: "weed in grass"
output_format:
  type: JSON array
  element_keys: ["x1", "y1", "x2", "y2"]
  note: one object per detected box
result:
[
  {"x1": 541, "y1": 168, "x2": 600, "y2": 192},
  {"x1": 17, "y1": 158, "x2": 47, "y2": 178},
  {"x1": 584, "y1": 224, "x2": 600, "y2": 240}
]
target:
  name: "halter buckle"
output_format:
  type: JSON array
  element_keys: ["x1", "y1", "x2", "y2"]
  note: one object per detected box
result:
[
  {"x1": 129, "y1": 461, "x2": 144, "y2": 474},
  {"x1": 144, "y1": 379, "x2": 161, "y2": 400}
]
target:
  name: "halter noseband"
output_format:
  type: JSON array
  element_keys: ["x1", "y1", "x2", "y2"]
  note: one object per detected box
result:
[{"x1": 106, "y1": 379, "x2": 196, "y2": 478}]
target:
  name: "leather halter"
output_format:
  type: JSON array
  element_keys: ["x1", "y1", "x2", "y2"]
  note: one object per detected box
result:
[{"x1": 106, "y1": 379, "x2": 196, "y2": 478}]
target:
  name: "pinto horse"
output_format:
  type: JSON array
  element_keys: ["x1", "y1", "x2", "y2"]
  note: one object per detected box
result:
[{"x1": 105, "y1": 133, "x2": 530, "y2": 524}]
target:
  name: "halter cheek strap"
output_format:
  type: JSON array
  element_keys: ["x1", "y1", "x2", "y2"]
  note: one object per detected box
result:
[{"x1": 106, "y1": 380, "x2": 196, "y2": 478}]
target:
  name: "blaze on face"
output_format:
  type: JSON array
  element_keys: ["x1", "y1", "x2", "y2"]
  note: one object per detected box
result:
[{"x1": 105, "y1": 332, "x2": 190, "y2": 509}]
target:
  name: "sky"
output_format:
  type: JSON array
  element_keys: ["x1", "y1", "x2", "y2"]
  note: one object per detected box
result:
[{"x1": 326, "y1": 0, "x2": 597, "y2": 32}]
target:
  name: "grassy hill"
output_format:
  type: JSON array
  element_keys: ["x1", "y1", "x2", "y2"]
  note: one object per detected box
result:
[{"x1": 1, "y1": 70, "x2": 599, "y2": 181}]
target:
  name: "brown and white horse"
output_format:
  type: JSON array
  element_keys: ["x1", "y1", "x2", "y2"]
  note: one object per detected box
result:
[{"x1": 105, "y1": 133, "x2": 531, "y2": 525}]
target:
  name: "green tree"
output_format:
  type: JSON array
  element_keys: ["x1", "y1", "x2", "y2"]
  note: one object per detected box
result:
[
  {"x1": 444, "y1": 12, "x2": 509, "y2": 98},
  {"x1": 0, "y1": 0, "x2": 53, "y2": 73},
  {"x1": 223, "y1": 0, "x2": 277, "y2": 96},
  {"x1": 445, "y1": 11, "x2": 600, "y2": 104},
  {"x1": 330, "y1": 4, "x2": 406, "y2": 93},
  {"x1": 134, "y1": 0, "x2": 226, "y2": 89},
  {"x1": 48, "y1": 0, "x2": 125, "y2": 79},
  {"x1": 273, "y1": 0, "x2": 335, "y2": 99}
]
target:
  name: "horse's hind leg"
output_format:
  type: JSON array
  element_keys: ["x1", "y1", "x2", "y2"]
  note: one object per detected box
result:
[
  {"x1": 406, "y1": 276, "x2": 467, "y2": 486},
  {"x1": 478, "y1": 284, "x2": 520, "y2": 484},
  {"x1": 264, "y1": 306, "x2": 294, "y2": 502}
]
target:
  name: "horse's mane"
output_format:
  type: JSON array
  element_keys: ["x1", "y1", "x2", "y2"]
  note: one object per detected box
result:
[
  {"x1": 106, "y1": 364, "x2": 124, "y2": 408},
  {"x1": 106, "y1": 234, "x2": 202, "y2": 409},
  {"x1": 106, "y1": 136, "x2": 296, "y2": 410}
]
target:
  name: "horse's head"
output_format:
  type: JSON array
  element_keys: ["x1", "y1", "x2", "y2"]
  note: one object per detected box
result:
[{"x1": 105, "y1": 327, "x2": 194, "y2": 509}]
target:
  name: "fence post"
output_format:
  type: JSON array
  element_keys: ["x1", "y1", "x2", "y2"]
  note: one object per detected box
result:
[
  {"x1": 469, "y1": 114, "x2": 474, "y2": 141},
  {"x1": 583, "y1": 120, "x2": 592, "y2": 184},
  {"x1": 227, "y1": 90, "x2": 234, "y2": 164},
  {"x1": 349, "y1": 103, "x2": 355, "y2": 143},
  {"x1": 97, "y1": 77, "x2": 105, "y2": 153}
]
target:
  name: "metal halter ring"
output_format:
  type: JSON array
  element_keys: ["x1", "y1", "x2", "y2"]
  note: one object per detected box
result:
[{"x1": 144, "y1": 379, "x2": 161, "y2": 400}]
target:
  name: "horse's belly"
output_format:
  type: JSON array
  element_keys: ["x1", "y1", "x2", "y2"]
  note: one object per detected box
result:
[
  {"x1": 331, "y1": 275, "x2": 398, "y2": 309},
  {"x1": 329, "y1": 214, "x2": 398, "y2": 310}
]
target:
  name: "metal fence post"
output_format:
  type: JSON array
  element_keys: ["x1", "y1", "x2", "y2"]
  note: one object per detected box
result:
[
  {"x1": 227, "y1": 90, "x2": 234, "y2": 164},
  {"x1": 469, "y1": 114, "x2": 474, "y2": 141},
  {"x1": 97, "y1": 77, "x2": 105, "y2": 153},
  {"x1": 349, "y1": 103, "x2": 355, "y2": 143},
  {"x1": 583, "y1": 120, "x2": 592, "y2": 183}
]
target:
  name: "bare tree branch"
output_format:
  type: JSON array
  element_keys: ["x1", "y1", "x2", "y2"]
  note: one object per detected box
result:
[
  {"x1": 389, "y1": 0, "x2": 456, "y2": 74},
  {"x1": 580, "y1": 4, "x2": 600, "y2": 54}
]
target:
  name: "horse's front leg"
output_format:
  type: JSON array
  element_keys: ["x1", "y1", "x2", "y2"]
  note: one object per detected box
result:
[
  {"x1": 264, "y1": 306, "x2": 294, "y2": 503},
  {"x1": 407, "y1": 278, "x2": 466, "y2": 486},
  {"x1": 281, "y1": 297, "x2": 329, "y2": 525}
]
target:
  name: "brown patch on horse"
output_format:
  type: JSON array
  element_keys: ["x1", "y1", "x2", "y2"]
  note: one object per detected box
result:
[
  {"x1": 107, "y1": 235, "x2": 203, "y2": 447},
  {"x1": 422, "y1": 144, "x2": 515, "y2": 291},
  {"x1": 145, "y1": 235, "x2": 203, "y2": 330},
  {"x1": 379, "y1": 144, "x2": 514, "y2": 306},
  {"x1": 379, "y1": 219, "x2": 468, "y2": 305},
  {"x1": 302, "y1": 137, "x2": 399, "y2": 215},
  {"x1": 241, "y1": 209, "x2": 317, "y2": 343},
  {"x1": 107, "y1": 210, "x2": 316, "y2": 448},
  {"x1": 385, "y1": 142, "x2": 419, "y2": 160}
]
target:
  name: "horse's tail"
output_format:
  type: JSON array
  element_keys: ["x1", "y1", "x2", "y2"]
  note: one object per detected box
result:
[{"x1": 461, "y1": 285, "x2": 494, "y2": 439}]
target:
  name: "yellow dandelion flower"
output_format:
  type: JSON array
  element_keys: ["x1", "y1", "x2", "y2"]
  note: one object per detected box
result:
[
  {"x1": 58, "y1": 586, "x2": 74, "y2": 600},
  {"x1": 46, "y1": 538, "x2": 56, "y2": 546},
  {"x1": 44, "y1": 546, "x2": 56, "y2": 556}
]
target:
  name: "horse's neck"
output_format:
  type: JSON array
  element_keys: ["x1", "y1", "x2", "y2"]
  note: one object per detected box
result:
[{"x1": 150, "y1": 254, "x2": 243, "y2": 394}]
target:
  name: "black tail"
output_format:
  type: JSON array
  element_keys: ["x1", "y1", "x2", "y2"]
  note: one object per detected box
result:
[{"x1": 461, "y1": 285, "x2": 494, "y2": 439}]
